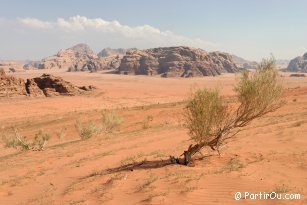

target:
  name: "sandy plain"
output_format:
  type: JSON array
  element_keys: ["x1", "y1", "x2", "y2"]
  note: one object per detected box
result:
[{"x1": 0, "y1": 70, "x2": 306, "y2": 205}]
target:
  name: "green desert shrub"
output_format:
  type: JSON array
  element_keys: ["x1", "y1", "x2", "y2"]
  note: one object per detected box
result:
[{"x1": 178, "y1": 57, "x2": 284, "y2": 165}]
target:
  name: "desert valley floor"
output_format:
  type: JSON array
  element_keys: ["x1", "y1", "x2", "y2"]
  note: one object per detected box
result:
[{"x1": 0, "y1": 70, "x2": 306, "y2": 205}]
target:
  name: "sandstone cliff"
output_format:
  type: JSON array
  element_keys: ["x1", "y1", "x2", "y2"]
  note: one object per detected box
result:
[{"x1": 118, "y1": 47, "x2": 239, "y2": 77}]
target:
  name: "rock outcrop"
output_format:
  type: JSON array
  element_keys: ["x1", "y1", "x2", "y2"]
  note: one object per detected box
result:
[
  {"x1": 0, "y1": 69, "x2": 27, "y2": 97},
  {"x1": 118, "y1": 47, "x2": 239, "y2": 77},
  {"x1": 286, "y1": 52, "x2": 307, "y2": 72},
  {"x1": 25, "y1": 79, "x2": 45, "y2": 97},
  {"x1": 0, "y1": 69, "x2": 94, "y2": 98},
  {"x1": 31, "y1": 74, "x2": 83, "y2": 96}
]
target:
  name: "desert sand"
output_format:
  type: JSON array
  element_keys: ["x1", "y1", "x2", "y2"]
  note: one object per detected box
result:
[{"x1": 0, "y1": 70, "x2": 306, "y2": 204}]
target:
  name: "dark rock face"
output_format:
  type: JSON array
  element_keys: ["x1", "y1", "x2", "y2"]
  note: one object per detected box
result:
[
  {"x1": 118, "y1": 47, "x2": 239, "y2": 77},
  {"x1": 25, "y1": 79, "x2": 45, "y2": 97},
  {"x1": 0, "y1": 69, "x2": 94, "y2": 98},
  {"x1": 286, "y1": 52, "x2": 307, "y2": 72}
]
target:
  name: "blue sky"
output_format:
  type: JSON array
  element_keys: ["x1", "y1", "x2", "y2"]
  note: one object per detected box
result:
[{"x1": 1, "y1": 0, "x2": 306, "y2": 61}]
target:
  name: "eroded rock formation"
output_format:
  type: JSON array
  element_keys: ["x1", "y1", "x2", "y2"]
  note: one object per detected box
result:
[
  {"x1": 0, "y1": 69, "x2": 27, "y2": 97},
  {"x1": 0, "y1": 69, "x2": 94, "y2": 98},
  {"x1": 31, "y1": 74, "x2": 83, "y2": 96},
  {"x1": 118, "y1": 47, "x2": 239, "y2": 77}
]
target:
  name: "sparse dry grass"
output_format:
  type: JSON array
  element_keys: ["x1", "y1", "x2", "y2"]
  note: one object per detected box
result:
[
  {"x1": 101, "y1": 109, "x2": 123, "y2": 133},
  {"x1": 1, "y1": 128, "x2": 50, "y2": 151},
  {"x1": 271, "y1": 183, "x2": 291, "y2": 194},
  {"x1": 75, "y1": 120, "x2": 101, "y2": 140},
  {"x1": 136, "y1": 175, "x2": 157, "y2": 192}
]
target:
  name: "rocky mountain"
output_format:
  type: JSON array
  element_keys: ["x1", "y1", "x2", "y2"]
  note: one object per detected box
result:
[
  {"x1": 35, "y1": 43, "x2": 118, "y2": 72},
  {"x1": 118, "y1": 47, "x2": 240, "y2": 77},
  {"x1": 98, "y1": 48, "x2": 127, "y2": 57},
  {"x1": 286, "y1": 52, "x2": 307, "y2": 72},
  {"x1": 39, "y1": 43, "x2": 98, "y2": 71},
  {"x1": 0, "y1": 69, "x2": 94, "y2": 97}
]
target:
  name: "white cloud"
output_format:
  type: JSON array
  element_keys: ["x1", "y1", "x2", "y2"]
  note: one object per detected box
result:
[
  {"x1": 17, "y1": 15, "x2": 216, "y2": 48},
  {"x1": 18, "y1": 17, "x2": 53, "y2": 29},
  {"x1": 0, "y1": 15, "x2": 218, "y2": 59}
]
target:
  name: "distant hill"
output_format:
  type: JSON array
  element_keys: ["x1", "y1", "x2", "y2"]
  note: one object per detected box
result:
[
  {"x1": 286, "y1": 52, "x2": 307, "y2": 72},
  {"x1": 232, "y1": 55, "x2": 258, "y2": 69},
  {"x1": 0, "y1": 61, "x2": 24, "y2": 73}
]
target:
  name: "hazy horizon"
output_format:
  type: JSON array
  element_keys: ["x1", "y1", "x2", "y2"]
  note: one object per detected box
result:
[{"x1": 1, "y1": 0, "x2": 306, "y2": 61}]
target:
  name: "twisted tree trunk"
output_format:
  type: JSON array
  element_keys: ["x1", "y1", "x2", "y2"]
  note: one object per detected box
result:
[{"x1": 172, "y1": 132, "x2": 224, "y2": 165}]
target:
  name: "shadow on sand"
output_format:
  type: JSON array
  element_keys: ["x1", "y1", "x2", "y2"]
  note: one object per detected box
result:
[{"x1": 82, "y1": 154, "x2": 214, "y2": 180}]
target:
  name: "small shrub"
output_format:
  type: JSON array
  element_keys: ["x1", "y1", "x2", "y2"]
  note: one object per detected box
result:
[
  {"x1": 101, "y1": 110, "x2": 123, "y2": 133},
  {"x1": 33, "y1": 130, "x2": 51, "y2": 150},
  {"x1": 75, "y1": 120, "x2": 101, "y2": 140}
]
